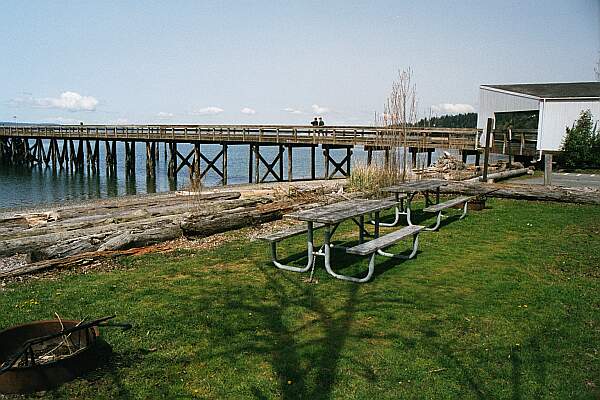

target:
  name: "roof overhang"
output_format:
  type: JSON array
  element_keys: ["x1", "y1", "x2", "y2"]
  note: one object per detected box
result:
[
  {"x1": 480, "y1": 85, "x2": 600, "y2": 101},
  {"x1": 480, "y1": 85, "x2": 541, "y2": 100}
]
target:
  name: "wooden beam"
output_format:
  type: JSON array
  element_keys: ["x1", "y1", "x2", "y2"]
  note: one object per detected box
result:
[
  {"x1": 248, "y1": 144, "x2": 254, "y2": 183},
  {"x1": 287, "y1": 144, "x2": 293, "y2": 182},
  {"x1": 544, "y1": 153, "x2": 553, "y2": 186},
  {"x1": 222, "y1": 144, "x2": 228, "y2": 185},
  {"x1": 310, "y1": 145, "x2": 316, "y2": 180},
  {"x1": 482, "y1": 118, "x2": 493, "y2": 182}
]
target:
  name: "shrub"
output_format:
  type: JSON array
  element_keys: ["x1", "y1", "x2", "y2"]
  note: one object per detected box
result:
[
  {"x1": 558, "y1": 110, "x2": 599, "y2": 169},
  {"x1": 347, "y1": 162, "x2": 411, "y2": 196}
]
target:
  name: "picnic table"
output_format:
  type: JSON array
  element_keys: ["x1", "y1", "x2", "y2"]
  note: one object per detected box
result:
[
  {"x1": 383, "y1": 179, "x2": 449, "y2": 226},
  {"x1": 259, "y1": 198, "x2": 424, "y2": 283}
]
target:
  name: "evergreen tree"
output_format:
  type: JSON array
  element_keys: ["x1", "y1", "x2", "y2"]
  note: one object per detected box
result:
[{"x1": 558, "y1": 110, "x2": 599, "y2": 169}]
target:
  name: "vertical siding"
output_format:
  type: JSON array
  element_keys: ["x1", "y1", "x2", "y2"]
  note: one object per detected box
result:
[{"x1": 538, "y1": 100, "x2": 600, "y2": 151}]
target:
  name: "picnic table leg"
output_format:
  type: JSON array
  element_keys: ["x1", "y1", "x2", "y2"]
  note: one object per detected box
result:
[
  {"x1": 377, "y1": 232, "x2": 420, "y2": 259},
  {"x1": 324, "y1": 223, "x2": 375, "y2": 283},
  {"x1": 375, "y1": 192, "x2": 406, "y2": 227},
  {"x1": 424, "y1": 211, "x2": 443, "y2": 231},
  {"x1": 359, "y1": 215, "x2": 365, "y2": 243},
  {"x1": 406, "y1": 193, "x2": 416, "y2": 226},
  {"x1": 459, "y1": 200, "x2": 469, "y2": 220},
  {"x1": 323, "y1": 222, "x2": 342, "y2": 250},
  {"x1": 270, "y1": 222, "x2": 316, "y2": 273}
]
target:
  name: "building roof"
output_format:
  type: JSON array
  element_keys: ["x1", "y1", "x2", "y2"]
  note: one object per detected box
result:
[{"x1": 481, "y1": 82, "x2": 600, "y2": 99}]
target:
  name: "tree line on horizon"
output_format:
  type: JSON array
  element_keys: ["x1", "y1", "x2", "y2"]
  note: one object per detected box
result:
[
  {"x1": 414, "y1": 111, "x2": 539, "y2": 130},
  {"x1": 415, "y1": 112, "x2": 477, "y2": 128}
]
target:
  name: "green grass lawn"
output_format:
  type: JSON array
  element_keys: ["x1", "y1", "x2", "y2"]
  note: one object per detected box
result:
[{"x1": 1, "y1": 199, "x2": 599, "y2": 399}]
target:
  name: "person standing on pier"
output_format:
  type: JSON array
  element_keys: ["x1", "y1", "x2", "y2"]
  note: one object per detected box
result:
[
  {"x1": 318, "y1": 117, "x2": 325, "y2": 136},
  {"x1": 311, "y1": 117, "x2": 319, "y2": 137}
]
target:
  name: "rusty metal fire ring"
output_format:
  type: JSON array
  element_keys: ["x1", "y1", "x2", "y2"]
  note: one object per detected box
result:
[{"x1": 0, "y1": 320, "x2": 105, "y2": 394}]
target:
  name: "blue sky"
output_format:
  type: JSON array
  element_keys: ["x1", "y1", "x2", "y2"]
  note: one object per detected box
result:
[{"x1": 1, "y1": 0, "x2": 598, "y2": 125}]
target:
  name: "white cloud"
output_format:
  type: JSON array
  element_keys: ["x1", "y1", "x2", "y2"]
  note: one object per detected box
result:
[
  {"x1": 283, "y1": 107, "x2": 303, "y2": 114},
  {"x1": 114, "y1": 118, "x2": 130, "y2": 125},
  {"x1": 430, "y1": 103, "x2": 475, "y2": 114},
  {"x1": 240, "y1": 107, "x2": 256, "y2": 115},
  {"x1": 35, "y1": 91, "x2": 99, "y2": 111},
  {"x1": 192, "y1": 106, "x2": 224, "y2": 116},
  {"x1": 46, "y1": 117, "x2": 80, "y2": 125},
  {"x1": 157, "y1": 111, "x2": 174, "y2": 118},
  {"x1": 311, "y1": 104, "x2": 329, "y2": 115}
]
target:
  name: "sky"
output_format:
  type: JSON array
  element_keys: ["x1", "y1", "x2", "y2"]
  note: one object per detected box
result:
[{"x1": 1, "y1": 0, "x2": 598, "y2": 125}]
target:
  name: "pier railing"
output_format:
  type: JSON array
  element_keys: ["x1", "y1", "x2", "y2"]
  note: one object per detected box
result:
[{"x1": 0, "y1": 124, "x2": 481, "y2": 150}]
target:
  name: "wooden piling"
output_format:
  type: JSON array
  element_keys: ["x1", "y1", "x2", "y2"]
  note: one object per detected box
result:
[
  {"x1": 278, "y1": 145, "x2": 284, "y2": 181},
  {"x1": 310, "y1": 146, "x2": 316, "y2": 180},
  {"x1": 222, "y1": 144, "x2": 228, "y2": 185},
  {"x1": 248, "y1": 144, "x2": 254, "y2": 183},
  {"x1": 482, "y1": 118, "x2": 493, "y2": 182},
  {"x1": 254, "y1": 144, "x2": 260, "y2": 184},
  {"x1": 544, "y1": 153, "x2": 553, "y2": 186},
  {"x1": 323, "y1": 147, "x2": 330, "y2": 179},
  {"x1": 287, "y1": 145, "x2": 293, "y2": 182}
]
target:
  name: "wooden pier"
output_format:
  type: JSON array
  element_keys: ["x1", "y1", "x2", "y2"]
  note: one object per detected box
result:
[{"x1": 0, "y1": 124, "x2": 537, "y2": 183}]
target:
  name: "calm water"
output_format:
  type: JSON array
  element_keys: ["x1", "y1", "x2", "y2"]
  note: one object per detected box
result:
[
  {"x1": 0, "y1": 141, "x2": 466, "y2": 210},
  {"x1": 0, "y1": 143, "x2": 362, "y2": 210}
]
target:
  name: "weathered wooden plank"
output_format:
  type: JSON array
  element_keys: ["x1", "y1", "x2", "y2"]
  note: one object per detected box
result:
[
  {"x1": 346, "y1": 225, "x2": 424, "y2": 256},
  {"x1": 256, "y1": 223, "x2": 325, "y2": 242},
  {"x1": 384, "y1": 179, "x2": 448, "y2": 193},
  {"x1": 287, "y1": 199, "x2": 399, "y2": 224}
]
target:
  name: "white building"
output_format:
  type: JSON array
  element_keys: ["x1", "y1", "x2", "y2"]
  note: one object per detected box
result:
[{"x1": 477, "y1": 82, "x2": 600, "y2": 154}]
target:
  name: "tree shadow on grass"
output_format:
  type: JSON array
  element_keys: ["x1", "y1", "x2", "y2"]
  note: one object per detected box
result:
[
  {"x1": 194, "y1": 254, "x2": 444, "y2": 400},
  {"x1": 414, "y1": 321, "x2": 556, "y2": 400},
  {"x1": 188, "y1": 262, "x2": 397, "y2": 399}
]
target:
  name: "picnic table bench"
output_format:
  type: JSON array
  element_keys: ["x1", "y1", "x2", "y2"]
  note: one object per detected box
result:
[
  {"x1": 345, "y1": 224, "x2": 424, "y2": 281},
  {"x1": 421, "y1": 195, "x2": 473, "y2": 231}
]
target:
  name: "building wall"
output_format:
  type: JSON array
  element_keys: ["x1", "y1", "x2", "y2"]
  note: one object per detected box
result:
[
  {"x1": 538, "y1": 100, "x2": 600, "y2": 151},
  {"x1": 476, "y1": 87, "x2": 539, "y2": 146}
]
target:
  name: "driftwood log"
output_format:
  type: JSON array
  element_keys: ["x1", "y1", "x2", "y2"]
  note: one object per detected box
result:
[
  {"x1": 466, "y1": 168, "x2": 532, "y2": 183},
  {"x1": 0, "y1": 188, "x2": 309, "y2": 278},
  {"x1": 440, "y1": 181, "x2": 600, "y2": 205},
  {"x1": 0, "y1": 191, "x2": 293, "y2": 261},
  {"x1": 181, "y1": 201, "x2": 294, "y2": 238}
]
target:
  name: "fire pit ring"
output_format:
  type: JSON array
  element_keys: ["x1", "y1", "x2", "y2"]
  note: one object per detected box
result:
[{"x1": 0, "y1": 319, "x2": 105, "y2": 394}]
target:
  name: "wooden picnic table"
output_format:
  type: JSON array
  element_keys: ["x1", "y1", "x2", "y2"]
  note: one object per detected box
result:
[
  {"x1": 382, "y1": 179, "x2": 449, "y2": 226},
  {"x1": 284, "y1": 198, "x2": 399, "y2": 282}
]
